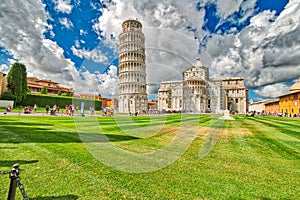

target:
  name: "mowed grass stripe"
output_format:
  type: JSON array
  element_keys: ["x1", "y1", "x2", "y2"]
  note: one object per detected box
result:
[
  {"x1": 0, "y1": 117, "x2": 81, "y2": 144},
  {"x1": 243, "y1": 116, "x2": 300, "y2": 159},
  {"x1": 252, "y1": 116, "x2": 300, "y2": 140}
]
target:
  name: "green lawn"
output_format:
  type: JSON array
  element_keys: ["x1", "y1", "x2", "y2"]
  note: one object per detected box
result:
[{"x1": 0, "y1": 114, "x2": 299, "y2": 199}]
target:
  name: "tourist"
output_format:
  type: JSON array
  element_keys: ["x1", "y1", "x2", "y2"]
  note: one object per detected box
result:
[
  {"x1": 69, "y1": 104, "x2": 74, "y2": 116},
  {"x1": 24, "y1": 106, "x2": 32, "y2": 114},
  {"x1": 53, "y1": 104, "x2": 57, "y2": 113},
  {"x1": 34, "y1": 104, "x2": 37, "y2": 112},
  {"x1": 89, "y1": 106, "x2": 94, "y2": 115},
  {"x1": 72, "y1": 105, "x2": 75, "y2": 115},
  {"x1": 6, "y1": 105, "x2": 11, "y2": 112},
  {"x1": 45, "y1": 105, "x2": 50, "y2": 114},
  {"x1": 65, "y1": 105, "x2": 69, "y2": 115}
]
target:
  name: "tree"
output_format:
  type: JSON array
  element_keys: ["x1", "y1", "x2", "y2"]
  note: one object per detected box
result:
[
  {"x1": 0, "y1": 91, "x2": 15, "y2": 100},
  {"x1": 41, "y1": 86, "x2": 48, "y2": 94},
  {"x1": 57, "y1": 90, "x2": 62, "y2": 96},
  {"x1": 66, "y1": 89, "x2": 73, "y2": 96},
  {"x1": 7, "y1": 62, "x2": 27, "y2": 103},
  {"x1": 67, "y1": 91, "x2": 73, "y2": 97}
]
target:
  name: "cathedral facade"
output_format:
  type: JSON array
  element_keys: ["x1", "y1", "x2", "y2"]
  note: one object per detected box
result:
[
  {"x1": 158, "y1": 58, "x2": 248, "y2": 114},
  {"x1": 118, "y1": 19, "x2": 147, "y2": 113}
]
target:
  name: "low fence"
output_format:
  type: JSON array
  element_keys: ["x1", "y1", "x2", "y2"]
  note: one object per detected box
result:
[{"x1": 0, "y1": 164, "x2": 29, "y2": 200}]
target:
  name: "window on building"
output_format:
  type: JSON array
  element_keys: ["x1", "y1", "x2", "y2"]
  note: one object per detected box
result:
[
  {"x1": 294, "y1": 94, "x2": 298, "y2": 100},
  {"x1": 236, "y1": 99, "x2": 239, "y2": 104}
]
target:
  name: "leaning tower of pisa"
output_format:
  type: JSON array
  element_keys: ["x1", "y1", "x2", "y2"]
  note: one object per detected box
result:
[{"x1": 118, "y1": 19, "x2": 147, "y2": 113}]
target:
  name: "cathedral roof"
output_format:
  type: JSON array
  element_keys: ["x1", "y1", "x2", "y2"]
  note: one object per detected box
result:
[
  {"x1": 185, "y1": 57, "x2": 206, "y2": 72},
  {"x1": 290, "y1": 78, "x2": 300, "y2": 92},
  {"x1": 193, "y1": 56, "x2": 204, "y2": 68}
]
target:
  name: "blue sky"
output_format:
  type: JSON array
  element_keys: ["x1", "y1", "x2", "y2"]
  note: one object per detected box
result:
[{"x1": 0, "y1": 0, "x2": 299, "y2": 100}]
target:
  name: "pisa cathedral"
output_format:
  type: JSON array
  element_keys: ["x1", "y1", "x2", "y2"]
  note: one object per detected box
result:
[
  {"x1": 157, "y1": 58, "x2": 248, "y2": 114},
  {"x1": 118, "y1": 19, "x2": 248, "y2": 114}
]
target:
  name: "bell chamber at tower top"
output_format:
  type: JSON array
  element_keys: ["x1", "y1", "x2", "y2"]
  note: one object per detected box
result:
[{"x1": 122, "y1": 19, "x2": 143, "y2": 32}]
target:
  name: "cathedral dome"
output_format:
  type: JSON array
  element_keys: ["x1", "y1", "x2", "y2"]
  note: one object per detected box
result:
[
  {"x1": 193, "y1": 56, "x2": 204, "y2": 68},
  {"x1": 290, "y1": 78, "x2": 300, "y2": 92}
]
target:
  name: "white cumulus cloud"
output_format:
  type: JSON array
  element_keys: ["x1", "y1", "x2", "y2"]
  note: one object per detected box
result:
[
  {"x1": 59, "y1": 17, "x2": 73, "y2": 29},
  {"x1": 54, "y1": 0, "x2": 73, "y2": 14},
  {"x1": 73, "y1": 65, "x2": 118, "y2": 97},
  {"x1": 0, "y1": 64, "x2": 10, "y2": 74},
  {"x1": 254, "y1": 83, "x2": 290, "y2": 98},
  {"x1": 71, "y1": 46, "x2": 109, "y2": 63}
]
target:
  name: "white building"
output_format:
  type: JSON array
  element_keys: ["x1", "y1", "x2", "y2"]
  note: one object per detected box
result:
[
  {"x1": 248, "y1": 99, "x2": 278, "y2": 114},
  {"x1": 158, "y1": 81, "x2": 183, "y2": 111},
  {"x1": 158, "y1": 57, "x2": 248, "y2": 114},
  {"x1": 221, "y1": 77, "x2": 248, "y2": 114}
]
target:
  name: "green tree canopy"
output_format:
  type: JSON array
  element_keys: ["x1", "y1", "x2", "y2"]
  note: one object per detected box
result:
[
  {"x1": 67, "y1": 91, "x2": 73, "y2": 96},
  {"x1": 0, "y1": 91, "x2": 16, "y2": 100},
  {"x1": 7, "y1": 62, "x2": 27, "y2": 103},
  {"x1": 41, "y1": 86, "x2": 48, "y2": 94}
]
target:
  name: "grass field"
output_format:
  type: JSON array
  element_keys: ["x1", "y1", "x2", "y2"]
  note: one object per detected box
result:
[{"x1": 0, "y1": 114, "x2": 299, "y2": 199}]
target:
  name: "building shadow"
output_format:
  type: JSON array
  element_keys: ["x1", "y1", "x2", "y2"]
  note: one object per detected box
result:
[
  {"x1": 0, "y1": 147, "x2": 18, "y2": 149},
  {"x1": 0, "y1": 160, "x2": 39, "y2": 167},
  {"x1": 30, "y1": 195, "x2": 79, "y2": 200},
  {"x1": 0, "y1": 121, "x2": 140, "y2": 144}
]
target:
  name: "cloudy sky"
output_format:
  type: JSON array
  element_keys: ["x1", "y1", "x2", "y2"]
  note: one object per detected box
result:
[{"x1": 0, "y1": 0, "x2": 299, "y2": 101}]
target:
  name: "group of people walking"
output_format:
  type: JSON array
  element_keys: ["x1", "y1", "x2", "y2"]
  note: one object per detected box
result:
[{"x1": 45, "y1": 104, "x2": 75, "y2": 116}]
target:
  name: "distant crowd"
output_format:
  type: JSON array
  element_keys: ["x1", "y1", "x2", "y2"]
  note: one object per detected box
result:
[{"x1": 247, "y1": 110, "x2": 300, "y2": 118}]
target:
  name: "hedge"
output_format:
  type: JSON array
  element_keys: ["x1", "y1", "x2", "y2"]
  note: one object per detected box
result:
[{"x1": 20, "y1": 94, "x2": 102, "y2": 110}]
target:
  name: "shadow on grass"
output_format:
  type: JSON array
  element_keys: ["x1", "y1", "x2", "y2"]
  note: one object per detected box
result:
[
  {"x1": 30, "y1": 195, "x2": 78, "y2": 200},
  {"x1": 77, "y1": 133, "x2": 140, "y2": 142},
  {"x1": 0, "y1": 121, "x2": 55, "y2": 127},
  {"x1": 0, "y1": 160, "x2": 39, "y2": 167},
  {"x1": 0, "y1": 147, "x2": 18, "y2": 149},
  {"x1": 0, "y1": 118, "x2": 140, "y2": 143},
  {"x1": 0, "y1": 124, "x2": 139, "y2": 144}
]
